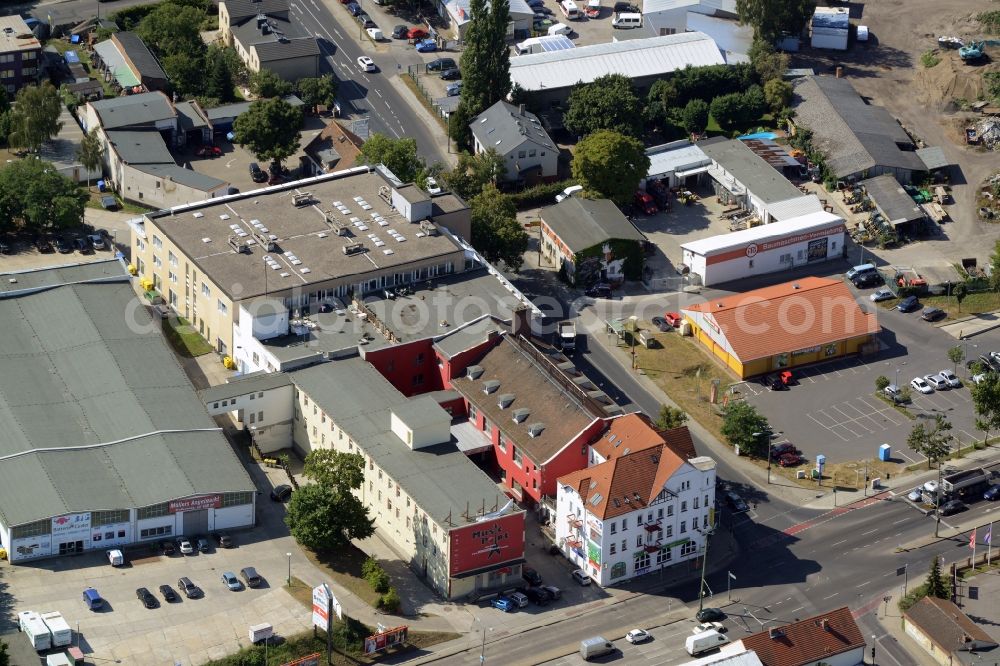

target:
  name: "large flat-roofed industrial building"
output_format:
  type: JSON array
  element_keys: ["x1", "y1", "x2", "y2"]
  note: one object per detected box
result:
[
  {"x1": 0, "y1": 261, "x2": 256, "y2": 563},
  {"x1": 130, "y1": 167, "x2": 471, "y2": 359}
]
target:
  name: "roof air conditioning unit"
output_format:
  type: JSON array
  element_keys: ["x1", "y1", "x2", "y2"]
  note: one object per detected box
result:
[
  {"x1": 419, "y1": 220, "x2": 439, "y2": 235},
  {"x1": 292, "y1": 192, "x2": 315, "y2": 207},
  {"x1": 343, "y1": 242, "x2": 365, "y2": 255}
]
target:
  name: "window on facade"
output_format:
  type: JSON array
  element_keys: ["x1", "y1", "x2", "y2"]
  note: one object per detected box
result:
[
  {"x1": 610, "y1": 543, "x2": 616, "y2": 555},
  {"x1": 621, "y1": 517, "x2": 627, "y2": 530},
  {"x1": 168, "y1": 251, "x2": 177, "y2": 267},
  {"x1": 636, "y1": 514, "x2": 643, "y2": 525},
  {"x1": 681, "y1": 501, "x2": 687, "y2": 512},
  {"x1": 513, "y1": 447, "x2": 522, "y2": 466},
  {"x1": 609, "y1": 521, "x2": 616, "y2": 535},
  {"x1": 610, "y1": 562, "x2": 626, "y2": 579},
  {"x1": 680, "y1": 521, "x2": 686, "y2": 533},
  {"x1": 657, "y1": 547, "x2": 671, "y2": 564},
  {"x1": 202, "y1": 284, "x2": 210, "y2": 298},
  {"x1": 693, "y1": 516, "x2": 699, "y2": 530},
  {"x1": 666, "y1": 525, "x2": 673, "y2": 537},
  {"x1": 483, "y1": 420, "x2": 492, "y2": 436},
  {"x1": 705, "y1": 494, "x2": 710, "y2": 507},
  {"x1": 667, "y1": 505, "x2": 674, "y2": 516},
  {"x1": 635, "y1": 535, "x2": 642, "y2": 548},
  {"x1": 621, "y1": 539, "x2": 626, "y2": 552},
  {"x1": 681, "y1": 541, "x2": 697, "y2": 557},
  {"x1": 694, "y1": 497, "x2": 699, "y2": 509},
  {"x1": 153, "y1": 235, "x2": 162, "y2": 249},
  {"x1": 415, "y1": 352, "x2": 424, "y2": 365},
  {"x1": 498, "y1": 436, "x2": 507, "y2": 452}
]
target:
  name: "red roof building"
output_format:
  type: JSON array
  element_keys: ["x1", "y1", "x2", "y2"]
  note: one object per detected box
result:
[{"x1": 737, "y1": 607, "x2": 867, "y2": 666}]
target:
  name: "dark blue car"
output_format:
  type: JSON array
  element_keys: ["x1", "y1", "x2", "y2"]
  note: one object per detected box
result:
[
  {"x1": 985, "y1": 485, "x2": 1000, "y2": 501},
  {"x1": 898, "y1": 295, "x2": 920, "y2": 313}
]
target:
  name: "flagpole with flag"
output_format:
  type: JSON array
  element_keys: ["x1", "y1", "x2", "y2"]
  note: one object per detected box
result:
[
  {"x1": 986, "y1": 522, "x2": 993, "y2": 568},
  {"x1": 970, "y1": 527, "x2": 977, "y2": 569}
]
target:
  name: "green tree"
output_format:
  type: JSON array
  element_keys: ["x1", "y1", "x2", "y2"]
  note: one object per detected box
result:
[
  {"x1": 971, "y1": 372, "x2": 1000, "y2": 445},
  {"x1": 297, "y1": 75, "x2": 338, "y2": 114},
  {"x1": 564, "y1": 74, "x2": 643, "y2": 138},
  {"x1": 748, "y1": 39, "x2": 790, "y2": 84},
  {"x1": 0, "y1": 640, "x2": 8, "y2": 666},
  {"x1": 947, "y1": 346, "x2": 965, "y2": 373},
  {"x1": 302, "y1": 450, "x2": 365, "y2": 489},
  {"x1": 162, "y1": 53, "x2": 206, "y2": 98},
  {"x1": 7, "y1": 83, "x2": 63, "y2": 153},
  {"x1": 679, "y1": 99, "x2": 710, "y2": 135},
  {"x1": 77, "y1": 128, "x2": 103, "y2": 189},
  {"x1": 136, "y1": 2, "x2": 206, "y2": 57},
  {"x1": 907, "y1": 414, "x2": 953, "y2": 469},
  {"x1": 926, "y1": 556, "x2": 949, "y2": 599},
  {"x1": 571, "y1": 130, "x2": 649, "y2": 206},
  {"x1": 232, "y1": 98, "x2": 303, "y2": 171},
  {"x1": 469, "y1": 184, "x2": 528, "y2": 271},
  {"x1": 720, "y1": 401, "x2": 770, "y2": 457},
  {"x1": 359, "y1": 134, "x2": 423, "y2": 183},
  {"x1": 442, "y1": 149, "x2": 505, "y2": 199},
  {"x1": 736, "y1": 0, "x2": 817, "y2": 43},
  {"x1": 991, "y1": 240, "x2": 1000, "y2": 292},
  {"x1": 0, "y1": 159, "x2": 85, "y2": 234},
  {"x1": 645, "y1": 79, "x2": 679, "y2": 128},
  {"x1": 453, "y1": 0, "x2": 511, "y2": 148},
  {"x1": 763, "y1": 78, "x2": 793, "y2": 114},
  {"x1": 249, "y1": 68, "x2": 294, "y2": 99},
  {"x1": 952, "y1": 282, "x2": 967, "y2": 312},
  {"x1": 204, "y1": 47, "x2": 236, "y2": 103},
  {"x1": 875, "y1": 375, "x2": 890, "y2": 392},
  {"x1": 285, "y1": 483, "x2": 375, "y2": 551},
  {"x1": 654, "y1": 405, "x2": 688, "y2": 430}
]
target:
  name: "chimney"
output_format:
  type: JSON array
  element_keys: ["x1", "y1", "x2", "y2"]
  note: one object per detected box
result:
[
  {"x1": 820, "y1": 619, "x2": 829, "y2": 631},
  {"x1": 519, "y1": 103, "x2": 525, "y2": 115},
  {"x1": 511, "y1": 305, "x2": 530, "y2": 339},
  {"x1": 768, "y1": 628, "x2": 784, "y2": 639},
  {"x1": 835, "y1": 66, "x2": 843, "y2": 78}
]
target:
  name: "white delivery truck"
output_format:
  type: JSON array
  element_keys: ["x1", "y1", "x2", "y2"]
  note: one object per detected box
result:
[
  {"x1": 685, "y1": 629, "x2": 730, "y2": 656},
  {"x1": 558, "y1": 320, "x2": 577, "y2": 351},
  {"x1": 18, "y1": 611, "x2": 52, "y2": 651},
  {"x1": 107, "y1": 549, "x2": 124, "y2": 566},
  {"x1": 41, "y1": 611, "x2": 73, "y2": 648},
  {"x1": 46, "y1": 653, "x2": 73, "y2": 666}
]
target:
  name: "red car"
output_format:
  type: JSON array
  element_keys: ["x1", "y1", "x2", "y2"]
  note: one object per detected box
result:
[
  {"x1": 634, "y1": 190, "x2": 658, "y2": 215},
  {"x1": 195, "y1": 145, "x2": 222, "y2": 158},
  {"x1": 664, "y1": 312, "x2": 682, "y2": 328},
  {"x1": 778, "y1": 453, "x2": 804, "y2": 467},
  {"x1": 408, "y1": 27, "x2": 429, "y2": 39}
]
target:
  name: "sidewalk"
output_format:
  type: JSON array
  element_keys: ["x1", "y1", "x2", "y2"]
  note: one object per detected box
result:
[{"x1": 407, "y1": 528, "x2": 742, "y2": 664}]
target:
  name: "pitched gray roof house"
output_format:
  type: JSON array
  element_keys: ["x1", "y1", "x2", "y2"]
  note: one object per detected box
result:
[
  {"x1": 112, "y1": 32, "x2": 168, "y2": 90},
  {"x1": 792, "y1": 76, "x2": 928, "y2": 180},
  {"x1": 87, "y1": 91, "x2": 176, "y2": 130},
  {"x1": 471, "y1": 102, "x2": 555, "y2": 155},
  {"x1": 541, "y1": 198, "x2": 645, "y2": 253}
]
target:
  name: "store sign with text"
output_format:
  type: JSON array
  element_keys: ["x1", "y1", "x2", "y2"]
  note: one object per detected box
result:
[{"x1": 168, "y1": 494, "x2": 222, "y2": 513}]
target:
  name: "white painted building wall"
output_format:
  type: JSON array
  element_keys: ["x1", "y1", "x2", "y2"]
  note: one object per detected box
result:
[
  {"x1": 204, "y1": 383, "x2": 295, "y2": 454},
  {"x1": 555, "y1": 458, "x2": 716, "y2": 586}
]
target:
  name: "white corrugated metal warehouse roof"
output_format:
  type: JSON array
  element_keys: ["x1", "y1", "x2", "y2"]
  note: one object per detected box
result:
[
  {"x1": 647, "y1": 141, "x2": 710, "y2": 178},
  {"x1": 681, "y1": 211, "x2": 844, "y2": 256},
  {"x1": 766, "y1": 194, "x2": 825, "y2": 221},
  {"x1": 509, "y1": 32, "x2": 725, "y2": 92}
]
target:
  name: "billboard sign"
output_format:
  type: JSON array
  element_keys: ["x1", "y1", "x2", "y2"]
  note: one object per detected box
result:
[
  {"x1": 448, "y1": 513, "x2": 525, "y2": 576},
  {"x1": 364, "y1": 626, "x2": 408, "y2": 655},
  {"x1": 51, "y1": 513, "x2": 91, "y2": 541},
  {"x1": 168, "y1": 494, "x2": 222, "y2": 513},
  {"x1": 312, "y1": 583, "x2": 341, "y2": 628}
]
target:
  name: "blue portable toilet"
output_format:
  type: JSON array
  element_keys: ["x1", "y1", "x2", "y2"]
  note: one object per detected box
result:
[
  {"x1": 878, "y1": 443, "x2": 891, "y2": 462},
  {"x1": 97, "y1": 180, "x2": 106, "y2": 192}
]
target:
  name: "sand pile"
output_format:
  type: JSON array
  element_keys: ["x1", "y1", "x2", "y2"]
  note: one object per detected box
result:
[{"x1": 914, "y1": 48, "x2": 1000, "y2": 106}]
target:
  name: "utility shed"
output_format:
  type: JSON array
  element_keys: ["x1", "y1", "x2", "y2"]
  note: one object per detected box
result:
[
  {"x1": 811, "y1": 6, "x2": 849, "y2": 50},
  {"x1": 860, "y1": 174, "x2": 925, "y2": 231}
]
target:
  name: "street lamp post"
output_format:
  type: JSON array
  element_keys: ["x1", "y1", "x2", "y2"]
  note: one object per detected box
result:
[
  {"x1": 697, "y1": 526, "x2": 715, "y2": 613},
  {"x1": 286, "y1": 552, "x2": 292, "y2": 587},
  {"x1": 629, "y1": 316, "x2": 638, "y2": 370}
]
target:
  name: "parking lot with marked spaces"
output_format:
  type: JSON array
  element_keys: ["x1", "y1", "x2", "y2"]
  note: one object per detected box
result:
[{"x1": 744, "y1": 347, "x2": 984, "y2": 466}]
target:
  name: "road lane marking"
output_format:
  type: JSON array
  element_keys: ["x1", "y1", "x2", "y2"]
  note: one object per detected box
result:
[
  {"x1": 822, "y1": 593, "x2": 839, "y2": 600},
  {"x1": 862, "y1": 529, "x2": 877, "y2": 536},
  {"x1": 892, "y1": 517, "x2": 909, "y2": 525},
  {"x1": 832, "y1": 539, "x2": 847, "y2": 547}
]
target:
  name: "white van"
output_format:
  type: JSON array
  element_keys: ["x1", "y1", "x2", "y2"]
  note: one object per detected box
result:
[
  {"x1": 685, "y1": 629, "x2": 730, "y2": 656},
  {"x1": 845, "y1": 263, "x2": 876, "y2": 280},
  {"x1": 548, "y1": 22, "x2": 572, "y2": 36},
  {"x1": 18, "y1": 611, "x2": 52, "y2": 651},
  {"x1": 611, "y1": 12, "x2": 642, "y2": 28},
  {"x1": 559, "y1": 0, "x2": 580, "y2": 19},
  {"x1": 580, "y1": 636, "x2": 614, "y2": 660},
  {"x1": 107, "y1": 548, "x2": 124, "y2": 566}
]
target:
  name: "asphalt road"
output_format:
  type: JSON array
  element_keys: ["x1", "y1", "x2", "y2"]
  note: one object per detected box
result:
[
  {"x1": 16, "y1": 0, "x2": 448, "y2": 166},
  {"x1": 288, "y1": 0, "x2": 446, "y2": 165}
]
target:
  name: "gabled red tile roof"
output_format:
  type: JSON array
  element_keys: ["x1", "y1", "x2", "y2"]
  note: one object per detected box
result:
[
  {"x1": 558, "y1": 442, "x2": 685, "y2": 520},
  {"x1": 682, "y1": 277, "x2": 881, "y2": 362},
  {"x1": 593, "y1": 415, "x2": 698, "y2": 461},
  {"x1": 740, "y1": 607, "x2": 866, "y2": 666}
]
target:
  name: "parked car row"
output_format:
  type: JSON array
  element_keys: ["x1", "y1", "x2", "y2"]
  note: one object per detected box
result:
[
  {"x1": 86, "y1": 565, "x2": 263, "y2": 613},
  {"x1": 1, "y1": 229, "x2": 113, "y2": 257}
]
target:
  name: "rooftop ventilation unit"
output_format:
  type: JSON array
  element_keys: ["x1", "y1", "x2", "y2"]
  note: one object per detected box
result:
[
  {"x1": 482, "y1": 379, "x2": 501, "y2": 394},
  {"x1": 768, "y1": 628, "x2": 784, "y2": 639},
  {"x1": 342, "y1": 242, "x2": 365, "y2": 255},
  {"x1": 512, "y1": 408, "x2": 530, "y2": 423},
  {"x1": 498, "y1": 394, "x2": 515, "y2": 409},
  {"x1": 418, "y1": 220, "x2": 439, "y2": 236},
  {"x1": 227, "y1": 236, "x2": 251, "y2": 254},
  {"x1": 466, "y1": 365, "x2": 484, "y2": 380},
  {"x1": 292, "y1": 192, "x2": 315, "y2": 207}
]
